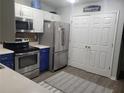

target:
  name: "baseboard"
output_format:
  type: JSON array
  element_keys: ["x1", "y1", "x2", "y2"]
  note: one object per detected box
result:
[
  {"x1": 69, "y1": 64, "x2": 117, "y2": 80},
  {"x1": 110, "y1": 76, "x2": 117, "y2": 80}
]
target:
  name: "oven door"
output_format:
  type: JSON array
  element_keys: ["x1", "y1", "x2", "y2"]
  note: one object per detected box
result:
[{"x1": 15, "y1": 51, "x2": 39, "y2": 74}]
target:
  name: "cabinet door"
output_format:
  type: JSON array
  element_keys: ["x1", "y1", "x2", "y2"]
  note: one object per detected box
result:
[
  {"x1": 51, "y1": 14, "x2": 56, "y2": 21},
  {"x1": 87, "y1": 13, "x2": 118, "y2": 77},
  {"x1": 15, "y1": 3, "x2": 22, "y2": 17},
  {"x1": 0, "y1": 54, "x2": 14, "y2": 69},
  {"x1": 21, "y1": 5, "x2": 33, "y2": 18},
  {"x1": 43, "y1": 11, "x2": 52, "y2": 21},
  {"x1": 56, "y1": 15, "x2": 61, "y2": 21},
  {"x1": 51, "y1": 14, "x2": 61, "y2": 21},
  {"x1": 69, "y1": 46, "x2": 88, "y2": 69},
  {"x1": 32, "y1": 9, "x2": 43, "y2": 33},
  {"x1": 69, "y1": 15, "x2": 90, "y2": 68},
  {"x1": 40, "y1": 48, "x2": 49, "y2": 72}
]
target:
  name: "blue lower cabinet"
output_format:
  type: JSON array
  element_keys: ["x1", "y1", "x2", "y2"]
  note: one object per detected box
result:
[
  {"x1": 40, "y1": 48, "x2": 49, "y2": 72},
  {"x1": 0, "y1": 53, "x2": 14, "y2": 69}
]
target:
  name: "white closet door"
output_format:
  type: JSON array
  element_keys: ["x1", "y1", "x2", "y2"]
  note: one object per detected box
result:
[
  {"x1": 69, "y1": 16, "x2": 90, "y2": 68},
  {"x1": 69, "y1": 12, "x2": 118, "y2": 77}
]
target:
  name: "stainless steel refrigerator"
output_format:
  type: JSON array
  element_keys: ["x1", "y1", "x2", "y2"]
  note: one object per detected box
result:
[{"x1": 39, "y1": 21, "x2": 70, "y2": 71}]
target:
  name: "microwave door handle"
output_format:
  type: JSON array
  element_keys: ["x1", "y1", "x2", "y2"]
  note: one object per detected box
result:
[
  {"x1": 27, "y1": 20, "x2": 31, "y2": 30},
  {"x1": 29, "y1": 21, "x2": 33, "y2": 31},
  {"x1": 28, "y1": 21, "x2": 30, "y2": 30}
]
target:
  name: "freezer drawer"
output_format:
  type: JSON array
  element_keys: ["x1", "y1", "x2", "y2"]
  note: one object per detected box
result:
[{"x1": 53, "y1": 51, "x2": 68, "y2": 71}]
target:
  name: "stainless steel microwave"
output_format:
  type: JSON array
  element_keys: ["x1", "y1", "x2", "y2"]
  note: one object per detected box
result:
[{"x1": 16, "y1": 17, "x2": 33, "y2": 32}]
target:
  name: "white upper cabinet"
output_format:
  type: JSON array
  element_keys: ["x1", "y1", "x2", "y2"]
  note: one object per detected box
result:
[
  {"x1": 15, "y1": 3, "x2": 43, "y2": 33},
  {"x1": 43, "y1": 11, "x2": 52, "y2": 21},
  {"x1": 15, "y1": 3, "x2": 22, "y2": 17},
  {"x1": 15, "y1": 3, "x2": 61, "y2": 21},
  {"x1": 43, "y1": 11, "x2": 61, "y2": 21},
  {"x1": 15, "y1": 3, "x2": 33, "y2": 18},
  {"x1": 21, "y1": 5, "x2": 33, "y2": 18},
  {"x1": 15, "y1": 3, "x2": 61, "y2": 33},
  {"x1": 51, "y1": 14, "x2": 61, "y2": 21},
  {"x1": 32, "y1": 8, "x2": 43, "y2": 33}
]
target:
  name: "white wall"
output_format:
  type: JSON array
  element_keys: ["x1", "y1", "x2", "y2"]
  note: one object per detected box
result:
[
  {"x1": 15, "y1": 0, "x2": 56, "y2": 12},
  {"x1": 57, "y1": 0, "x2": 124, "y2": 79}
]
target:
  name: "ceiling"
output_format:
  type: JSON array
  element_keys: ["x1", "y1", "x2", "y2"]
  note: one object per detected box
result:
[{"x1": 41, "y1": 0, "x2": 101, "y2": 9}]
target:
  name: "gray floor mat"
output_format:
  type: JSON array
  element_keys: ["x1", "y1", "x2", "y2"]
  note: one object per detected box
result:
[{"x1": 42, "y1": 71, "x2": 113, "y2": 93}]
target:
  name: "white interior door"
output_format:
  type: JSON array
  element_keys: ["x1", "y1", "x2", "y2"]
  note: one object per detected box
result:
[
  {"x1": 69, "y1": 15, "x2": 90, "y2": 68},
  {"x1": 69, "y1": 12, "x2": 118, "y2": 77}
]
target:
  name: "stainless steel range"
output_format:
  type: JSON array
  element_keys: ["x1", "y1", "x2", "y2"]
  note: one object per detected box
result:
[{"x1": 3, "y1": 41, "x2": 40, "y2": 78}]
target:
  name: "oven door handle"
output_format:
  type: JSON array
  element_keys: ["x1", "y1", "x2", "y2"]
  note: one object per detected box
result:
[{"x1": 16, "y1": 51, "x2": 39, "y2": 56}]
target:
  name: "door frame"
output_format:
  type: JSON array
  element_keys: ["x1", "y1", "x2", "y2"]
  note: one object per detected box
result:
[{"x1": 69, "y1": 11, "x2": 120, "y2": 78}]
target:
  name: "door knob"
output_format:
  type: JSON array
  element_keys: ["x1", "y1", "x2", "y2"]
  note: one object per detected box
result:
[
  {"x1": 88, "y1": 46, "x2": 91, "y2": 49},
  {"x1": 85, "y1": 46, "x2": 88, "y2": 48}
]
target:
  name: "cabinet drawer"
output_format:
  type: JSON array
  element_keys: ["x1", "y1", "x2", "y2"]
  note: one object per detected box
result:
[
  {"x1": 1, "y1": 60, "x2": 14, "y2": 69},
  {"x1": 40, "y1": 48, "x2": 49, "y2": 53},
  {"x1": 0, "y1": 54, "x2": 14, "y2": 69}
]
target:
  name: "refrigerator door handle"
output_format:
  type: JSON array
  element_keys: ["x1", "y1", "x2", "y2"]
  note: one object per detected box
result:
[{"x1": 61, "y1": 28, "x2": 65, "y2": 46}]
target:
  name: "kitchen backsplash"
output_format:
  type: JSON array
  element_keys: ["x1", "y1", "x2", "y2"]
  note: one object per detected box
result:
[{"x1": 16, "y1": 32, "x2": 38, "y2": 42}]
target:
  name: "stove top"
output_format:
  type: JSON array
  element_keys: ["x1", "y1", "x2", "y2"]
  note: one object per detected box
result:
[
  {"x1": 14, "y1": 46, "x2": 39, "y2": 53},
  {"x1": 3, "y1": 42, "x2": 39, "y2": 54}
]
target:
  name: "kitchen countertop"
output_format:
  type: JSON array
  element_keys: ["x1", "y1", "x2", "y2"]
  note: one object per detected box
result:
[
  {"x1": 0, "y1": 44, "x2": 14, "y2": 55},
  {"x1": 0, "y1": 64, "x2": 51, "y2": 93},
  {"x1": 30, "y1": 42, "x2": 50, "y2": 49}
]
